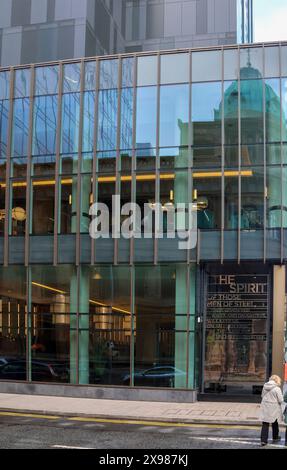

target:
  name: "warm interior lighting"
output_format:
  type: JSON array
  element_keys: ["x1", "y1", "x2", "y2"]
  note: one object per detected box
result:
[{"x1": 32, "y1": 282, "x2": 131, "y2": 315}]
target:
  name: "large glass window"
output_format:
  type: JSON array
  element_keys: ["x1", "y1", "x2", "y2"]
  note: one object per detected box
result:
[
  {"x1": 282, "y1": 78, "x2": 287, "y2": 142},
  {"x1": 99, "y1": 59, "x2": 119, "y2": 90},
  {"x1": 35, "y1": 65, "x2": 59, "y2": 96},
  {"x1": 159, "y1": 84, "x2": 189, "y2": 148},
  {"x1": 14, "y1": 69, "x2": 31, "y2": 98},
  {"x1": 0, "y1": 267, "x2": 27, "y2": 380},
  {"x1": 84, "y1": 61, "x2": 97, "y2": 91},
  {"x1": 97, "y1": 89, "x2": 118, "y2": 152},
  {"x1": 30, "y1": 265, "x2": 77, "y2": 383},
  {"x1": 120, "y1": 87, "x2": 133, "y2": 151},
  {"x1": 192, "y1": 50, "x2": 222, "y2": 82},
  {"x1": 192, "y1": 82, "x2": 222, "y2": 146},
  {"x1": 0, "y1": 100, "x2": 9, "y2": 157},
  {"x1": 82, "y1": 91, "x2": 95, "y2": 153},
  {"x1": 193, "y1": 172, "x2": 222, "y2": 229},
  {"x1": 265, "y1": 79, "x2": 281, "y2": 143},
  {"x1": 61, "y1": 93, "x2": 80, "y2": 154},
  {"x1": 33, "y1": 95, "x2": 58, "y2": 155},
  {"x1": 10, "y1": 182, "x2": 27, "y2": 236},
  {"x1": 160, "y1": 53, "x2": 189, "y2": 84},
  {"x1": 0, "y1": 71, "x2": 10, "y2": 100},
  {"x1": 240, "y1": 79, "x2": 264, "y2": 144},
  {"x1": 267, "y1": 166, "x2": 281, "y2": 228},
  {"x1": 31, "y1": 179, "x2": 55, "y2": 235},
  {"x1": 224, "y1": 80, "x2": 239, "y2": 145},
  {"x1": 137, "y1": 56, "x2": 158, "y2": 86},
  {"x1": 134, "y1": 266, "x2": 192, "y2": 388},
  {"x1": 240, "y1": 47, "x2": 263, "y2": 77},
  {"x1": 241, "y1": 167, "x2": 264, "y2": 230},
  {"x1": 224, "y1": 49, "x2": 238, "y2": 81},
  {"x1": 122, "y1": 57, "x2": 134, "y2": 88},
  {"x1": 264, "y1": 47, "x2": 280, "y2": 78},
  {"x1": 136, "y1": 86, "x2": 157, "y2": 150},
  {"x1": 63, "y1": 63, "x2": 81, "y2": 93},
  {"x1": 12, "y1": 98, "x2": 30, "y2": 157},
  {"x1": 225, "y1": 173, "x2": 239, "y2": 229}
]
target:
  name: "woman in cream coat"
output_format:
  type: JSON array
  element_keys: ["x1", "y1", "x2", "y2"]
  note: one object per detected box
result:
[{"x1": 260, "y1": 374, "x2": 286, "y2": 446}]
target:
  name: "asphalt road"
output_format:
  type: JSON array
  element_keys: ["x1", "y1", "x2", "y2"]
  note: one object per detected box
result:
[{"x1": 0, "y1": 411, "x2": 286, "y2": 450}]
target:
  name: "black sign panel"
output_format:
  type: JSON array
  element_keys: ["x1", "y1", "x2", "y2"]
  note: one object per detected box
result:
[{"x1": 204, "y1": 274, "x2": 268, "y2": 390}]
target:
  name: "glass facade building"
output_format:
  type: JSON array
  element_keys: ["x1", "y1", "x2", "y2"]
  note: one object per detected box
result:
[
  {"x1": 0, "y1": 0, "x2": 253, "y2": 67},
  {"x1": 0, "y1": 43, "x2": 287, "y2": 397}
]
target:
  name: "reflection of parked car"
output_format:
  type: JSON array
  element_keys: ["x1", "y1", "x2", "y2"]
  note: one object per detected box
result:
[
  {"x1": 0, "y1": 356, "x2": 19, "y2": 367},
  {"x1": 0, "y1": 360, "x2": 69, "y2": 382},
  {"x1": 122, "y1": 366, "x2": 186, "y2": 387}
]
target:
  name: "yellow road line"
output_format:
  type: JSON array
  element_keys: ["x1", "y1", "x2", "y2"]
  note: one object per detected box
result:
[
  {"x1": 0, "y1": 410, "x2": 262, "y2": 430},
  {"x1": 0, "y1": 411, "x2": 59, "y2": 420}
]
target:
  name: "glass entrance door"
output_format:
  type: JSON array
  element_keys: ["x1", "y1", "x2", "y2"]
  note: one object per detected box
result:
[{"x1": 203, "y1": 274, "x2": 269, "y2": 394}]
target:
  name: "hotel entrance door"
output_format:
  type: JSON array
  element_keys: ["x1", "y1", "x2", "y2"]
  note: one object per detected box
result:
[{"x1": 203, "y1": 274, "x2": 269, "y2": 394}]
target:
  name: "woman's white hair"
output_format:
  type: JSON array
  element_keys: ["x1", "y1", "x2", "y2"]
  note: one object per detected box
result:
[{"x1": 270, "y1": 374, "x2": 282, "y2": 386}]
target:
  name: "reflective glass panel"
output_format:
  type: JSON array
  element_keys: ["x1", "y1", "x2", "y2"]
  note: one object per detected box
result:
[
  {"x1": 159, "y1": 84, "x2": 189, "y2": 148},
  {"x1": 241, "y1": 144, "x2": 263, "y2": 166},
  {"x1": 10, "y1": 181, "x2": 26, "y2": 236},
  {"x1": 97, "y1": 89, "x2": 118, "y2": 151},
  {"x1": 264, "y1": 47, "x2": 280, "y2": 78},
  {"x1": 63, "y1": 63, "x2": 81, "y2": 93},
  {"x1": 160, "y1": 53, "x2": 189, "y2": 84},
  {"x1": 12, "y1": 98, "x2": 30, "y2": 157},
  {"x1": 224, "y1": 49, "x2": 238, "y2": 80},
  {"x1": 99, "y1": 59, "x2": 119, "y2": 89},
  {"x1": 32, "y1": 155, "x2": 56, "y2": 176},
  {"x1": 136, "y1": 86, "x2": 157, "y2": 150},
  {"x1": 85, "y1": 61, "x2": 97, "y2": 90},
  {"x1": 265, "y1": 79, "x2": 280, "y2": 143},
  {"x1": 193, "y1": 147, "x2": 222, "y2": 168},
  {"x1": 267, "y1": 167, "x2": 281, "y2": 229},
  {"x1": 193, "y1": 172, "x2": 221, "y2": 229},
  {"x1": 61, "y1": 93, "x2": 80, "y2": 154},
  {"x1": 0, "y1": 71, "x2": 10, "y2": 100},
  {"x1": 241, "y1": 167, "x2": 264, "y2": 230},
  {"x1": 35, "y1": 66, "x2": 59, "y2": 95},
  {"x1": 82, "y1": 92, "x2": 95, "y2": 153},
  {"x1": 224, "y1": 80, "x2": 239, "y2": 145},
  {"x1": 14, "y1": 69, "x2": 31, "y2": 97},
  {"x1": 120, "y1": 87, "x2": 133, "y2": 150},
  {"x1": 31, "y1": 179, "x2": 55, "y2": 234},
  {"x1": 137, "y1": 56, "x2": 158, "y2": 86},
  {"x1": 192, "y1": 50, "x2": 222, "y2": 82},
  {"x1": 240, "y1": 79, "x2": 264, "y2": 144},
  {"x1": 0, "y1": 100, "x2": 9, "y2": 157},
  {"x1": 225, "y1": 173, "x2": 239, "y2": 229},
  {"x1": 59, "y1": 177, "x2": 77, "y2": 234},
  {"x1": 240, "y1": 47, "x2": 263, "y2": 77},
  {"x1": 282, "y1": 78, "x2": 287, "y2": 141},
  {"x1": 192, "y1": 82, "x2": 222, "y2": 146},
  {"x1": 122, "y1": 57, "x2": 134, "y2": 88},
  {"x1": 33, "y1": 95, "x2": 58, "y2": 155},
  {"x1": 267, "y1": 144, "x2": 281, "y2": 165},
  {"x1": 281, "y1": 46, "x2": 287, "y2": 77}
]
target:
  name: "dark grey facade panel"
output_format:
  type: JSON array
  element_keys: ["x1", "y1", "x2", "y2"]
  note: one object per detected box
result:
[
  {"x1": 11, "y1": 0, "x2": 31, "y2": 27},
  {"x1": 0, "y1": 0, "x2": 252, "y2": 66}
]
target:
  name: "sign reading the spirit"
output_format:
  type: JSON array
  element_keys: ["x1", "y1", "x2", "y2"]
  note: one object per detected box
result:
[
  {"x1": 206, "y1": 274, "x2": 268, "y2": 342},
  {"x1": 204, "y1": 274, "x2": 269, "y2": 384}
]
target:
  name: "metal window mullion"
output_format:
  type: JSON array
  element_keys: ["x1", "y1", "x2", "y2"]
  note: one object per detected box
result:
[
  {"x1": 130, "y1": 55, "x2": 137, "y2": 267},
  {"x1": 186, "y1": 265, "x2": 191, "y2": 389},
  {"x1": 53, "y1": 62, "x2": 63, "y2": 266},
  {"x1": 4, "y1": 68, "x2": 15, "y2": 267},
  {"x1": 130, "y1": 265, "x2": 135, "y2": 387},
  {"x1": 24, "y1": 65, "x2": 35, "y2": 267},
  {"x1": 91, "y1": 59, "x2": 100, "y2": 265},
  {"x1": 238, "y1": 46, "x2": 241, "y2": 264},
  {"x1": 221, "y1": 47, "x2": 225, "y2": 265},
  {"x1": 75, "y1": 60, "x2": 85, "y2": 267},
  {"x1": 26, "y1": 265, "x2": 31, "y2": 382},
  {"x1": 263, "y1": 45, "x2": 267, "y2": 263},
  {"x1": 187, "y1": 50, "x2": 192, "y2": 265},
  {"x1": 279, "y1": 44, "x2": 284, "y2": 264},
  {"x1": 114, "y1": 58, "x2": 122, "y2": 266},
  {"x1": 154, "y1": 52, "x2": 160, "y2": 266}
]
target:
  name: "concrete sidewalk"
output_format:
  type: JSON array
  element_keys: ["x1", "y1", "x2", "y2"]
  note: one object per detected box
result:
[{"x1": 0, "y1": 393, "x2": 263, "y2": 426}]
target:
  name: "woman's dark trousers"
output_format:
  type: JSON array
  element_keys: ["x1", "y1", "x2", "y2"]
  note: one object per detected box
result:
[{"x1": 261, "y1": 420, "x2": 280, "y2": 443}]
